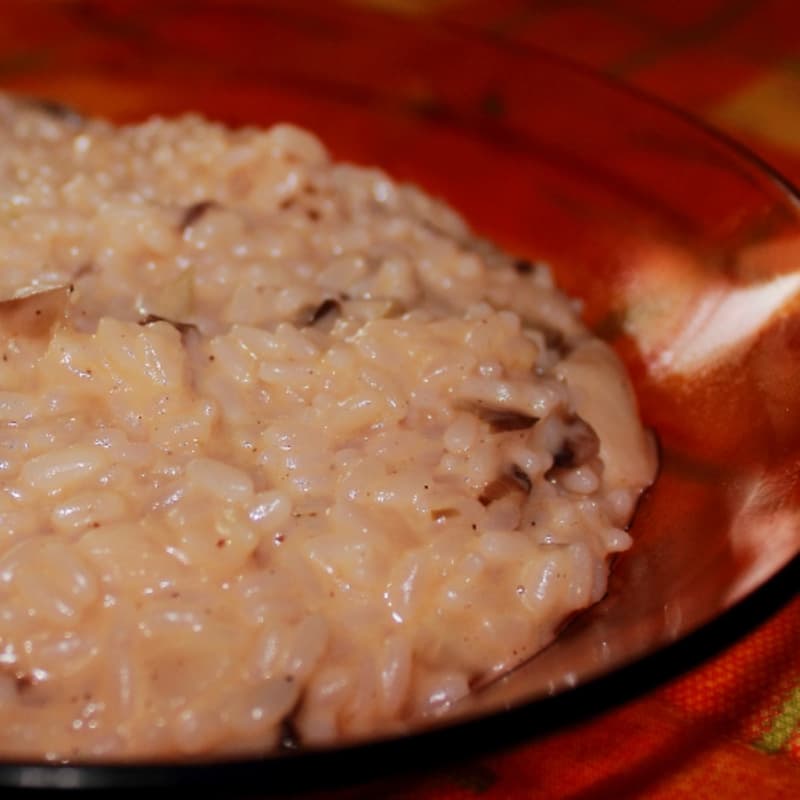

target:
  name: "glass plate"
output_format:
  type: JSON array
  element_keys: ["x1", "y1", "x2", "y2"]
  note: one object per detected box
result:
[{"x1": 0, "y1": 1, "x2": 798, "y2": 790}]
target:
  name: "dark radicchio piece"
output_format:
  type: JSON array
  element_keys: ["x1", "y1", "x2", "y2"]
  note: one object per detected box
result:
[
  {"x1": 479, "y1": 464, "x2": 532, "y2": 506},
  {"x1": 458, "y1": 401, "x2": 538, "y2": 434},
  {"x1": 179, "y1": 200, "x2": 217, "y2": 232},
  {"x1": 137, "y1": 314, "x2": 198, "y2": 336},
  {"x1": 300, "y1": 298, "x2": 342, "y2": 328},
  {"x1": 546, "y1": 415, "x2": 600, "y2": 479},
  {"x1": 20, "y1": 96, "x2": 84, "y2": 125}
]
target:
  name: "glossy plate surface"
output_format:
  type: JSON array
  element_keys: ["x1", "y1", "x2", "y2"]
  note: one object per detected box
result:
[{"x1": 0, "y1": 1, "x2": 799, "y2": 790}]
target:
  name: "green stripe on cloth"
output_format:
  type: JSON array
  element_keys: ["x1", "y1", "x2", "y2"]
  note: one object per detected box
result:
[{"x1": 754, "y1": 684, "x2": 800, "y2": 754}]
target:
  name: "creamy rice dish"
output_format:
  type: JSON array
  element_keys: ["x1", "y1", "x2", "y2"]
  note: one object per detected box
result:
[{"x1": 0, "y1": 95, "x2": 656, "y2": 761}]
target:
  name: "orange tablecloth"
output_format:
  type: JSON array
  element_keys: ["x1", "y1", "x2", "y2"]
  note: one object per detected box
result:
[{"x1": 1, "y1": 1, "x2": 799, "y2": 797}]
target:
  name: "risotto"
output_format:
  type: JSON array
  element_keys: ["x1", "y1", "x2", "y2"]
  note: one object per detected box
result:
[{"x1": 0, "y1": 95, "x2": 656, "y2": 761}]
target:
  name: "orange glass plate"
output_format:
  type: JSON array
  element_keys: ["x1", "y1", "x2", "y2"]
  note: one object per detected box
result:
[{"x1": 0, "y1": 1, "x2": 798, "y2": 790}]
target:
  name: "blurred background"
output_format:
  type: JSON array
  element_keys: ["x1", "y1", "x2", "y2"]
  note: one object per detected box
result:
[
  {"x1": 1, "y1": 2, "x2": 799, "y2": 798},
  {"x1": 2, "y1": 0, "x2": 800, "y2": 184},
  {"x1": 362, "y1": 0, "x2": 800, "y2": 184}
]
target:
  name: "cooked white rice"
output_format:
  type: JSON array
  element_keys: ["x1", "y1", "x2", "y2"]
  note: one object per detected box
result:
[{"x1": 0, "y1": 95, "x2": 656, "y2": 761}]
